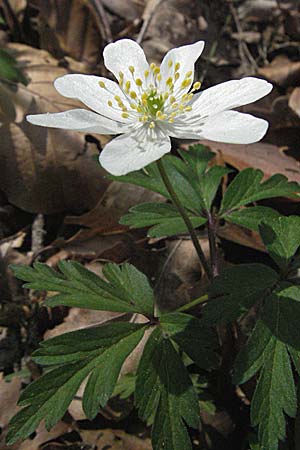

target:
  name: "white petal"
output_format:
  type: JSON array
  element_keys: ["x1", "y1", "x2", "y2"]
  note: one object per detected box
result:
[
  {"x1": 27, "y1": 109, "x2": 130, "y2": 134},
  {"x1": 54, "y1": 74, "x2": 132, "y2": 122},
  {"x1": 189, "y1": 77, "x2": 273, "y2": 118},
  {"x1": 200, "y1": 110, "x2": 269, "y2": 144},
  {"x1": 159, "y1": 41, "x2": 205, "y2": 97},
  {"x1": 165, "y1": 110, "x2": 269, "y2": 144},
  {"x1": 99, "y1": 126, "x2": 171, "y2": 175},
  {"x1": 103, "y1": 39, "x2": 150, "y2": 85}
]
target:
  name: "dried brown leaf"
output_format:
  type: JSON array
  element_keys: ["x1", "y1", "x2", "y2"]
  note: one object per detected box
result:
[{"x1": 0, "y1": 43, "x2": 109, "y2": 214}]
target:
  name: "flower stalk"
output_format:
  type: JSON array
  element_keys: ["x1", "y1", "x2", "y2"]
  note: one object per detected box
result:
[{"x1": 157, "y1": 159, "x2": 213, "y2": 280}]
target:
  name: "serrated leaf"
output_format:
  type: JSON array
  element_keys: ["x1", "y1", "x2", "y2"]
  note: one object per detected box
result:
[
  {"x1": 7, "y1": 322, "x2": 145, "y2": 443},
  {"x1": 259, "y1": 216, "x2": 300, "y2": 270},
  {"x1": 220, "y1": 169, "x2": 300, "y2": 216},
  {"x1": 226, "y1": 206, "x2": 280, "y2": 231},
  {"x1": 262, "y1": 285, "x2": 300, "y2": 350},
  {"x1": 251, "y1": 338, "x2": 296, "y2": 450},
  {"x1": 111, "y1": 146, "x2": 228, "y2": 215},
  {"x1": 135, "y1": 328, "x2": 199, "y2": 450},
  {"x1": 203, "y1": 264, "x2": 278, "y2": 325},
  {"x1": 120, "y1": 202, "x2": 207, "y2": 237},
  {"x1": 11, "y1": 261, "x2": 154, "y2": 316},
  {"x1": 160, "y1": 312, "x2": 218, "y2": 369}
]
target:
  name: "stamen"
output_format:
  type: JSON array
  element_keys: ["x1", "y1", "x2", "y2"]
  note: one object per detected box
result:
[
  {"x1": 166, "y1": 77, "x2": 173, "y2": 86},
  {"x1": 185, "y1": 106, "x2": 192, "y2": 111},
  {"x1": 185, "y1": 70, "x2": 193, "y2": 78},
  {"x1": 125, "y1": 81, "x2": 131, "y2": 92},
  {"x1": 122, "y1": 112, "x2": 129, "y2": 118},
  {"x1": 99, "y1": 81, "x2": 106, "y2": 88},
  {"x1": 192, "y1": 81, "x2": 201, "y2": 91},
  {"x1": 130, "y1": 91, "x2": 137, "y2": 99},
  {"x1": 114, "y1": 95, "x2": 121, "y2": 102},
  {"x1": 175, "y1": 62, "x2": 180, "y2": 71},
  {"x1": 149, "y1": 121, "x2": 155, "y2": 128},
  {"x1": 135, "y1": 78, "x2": 143, "y2": 86},
  {"x1": 169, "y1": 118, "x2": 174, "y2": 123},
  {"x1": 157, "y1": 74, "x2": 162, "y2": 81},
  {"x1": 170, "y1": 96, "x2": 176, "y2": 104},
  {"x1": 150, "y1": 63, "x2": 156, "y2": 71},
  {"x1": 129, "y1": 66, "x2": 135, "y2": 74},
  {"x1": 181, "y1": 78, "x2": 191, "y2": 89},
  {"x1": 144, "y1": 70, "x2": 149, "y2": 78},
  {"x1": 168, "y1": 60, "x2": 173, "y2": 68},
  {"x1": 107, "y1": 100, "x2": 113, "y2": 107},
  {"x1": 174, "y1": 72, "x2": 180, "y2": 81}
]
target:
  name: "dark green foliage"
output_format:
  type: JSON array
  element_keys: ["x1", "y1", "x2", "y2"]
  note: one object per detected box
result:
[
  {"x1": 120, "y1": 202, "x2": 206, "y2": 237},
  {"x1": 0, "y1": 48, "x2": 27, "y2": 84},
  {"x1": 225, "y1": 206, "x2": 280, "y2": 231},
  {"x1": 220, "y1": 168, "x2": 300, "y2": 216},
  {"x1": 11, "y1": 260, "x2": 154, "y2": 316},
  {"x1": 6, "y1": 322, "x2": 146, "y2": 444},
  {"x1": 135, "y1": 328, "x2": 199, "y2": 450}
]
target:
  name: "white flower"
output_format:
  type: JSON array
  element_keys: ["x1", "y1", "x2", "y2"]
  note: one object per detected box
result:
[{"x1": 27, "y1": 39, "x2": 272, "y2": 176}]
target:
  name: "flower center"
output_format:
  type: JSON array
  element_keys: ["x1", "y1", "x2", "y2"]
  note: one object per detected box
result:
[
  {"x1": 144, "y1": 89, "x2": 165, "y2": 117},
  {"x1": 99, "y1": 61, "x2": 201, "y2": 129}
]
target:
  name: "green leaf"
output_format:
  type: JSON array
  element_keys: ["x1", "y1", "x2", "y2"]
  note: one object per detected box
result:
[
  {"x1": 203, "y1": 264, "x2": 278, "y2": 325},
  {"x1": 262, "y1": 285, "x2": 300, "y2": 350},
  {"x1": 160, "y1": 312, "x2": 218, "y2": 369},
  {"x1": 233, "y1": 285, "x2": 300, "y2": 450},
  {"x1": 259, "y1": 216, "x2": 300, "y2": 270},
  {"x1": 120, "y1": 202, "x2": 207, "y2": 237},
  {"x1": 7, "y1": 322, "x2": 146, "y2": 444},
  {"x1": 11, "y1": 261, "x2": 154, "y2": 316},
  {"x1": 226, "y1": 206, "x2": 280, "y2": 231},
  {"x1": 135, "y1": 328, "x2": 199, "y2": 450},
  {"x1": 0, "y1": 48, "x2": 27, "y2": 85},
  {"x1": 220, "y1": 169, "x2": 300, "y2": 216},
  {"x1": 111, "y1": 145, "x2": 228, "y2": 215}
]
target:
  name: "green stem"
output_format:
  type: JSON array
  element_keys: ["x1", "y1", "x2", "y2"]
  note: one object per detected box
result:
[
  {"x1": 175, "y1": 294, "x2": 209, "y2": 313},
  {"x1": 157, "y1": 159, "x2": 212, "y2": 280}
]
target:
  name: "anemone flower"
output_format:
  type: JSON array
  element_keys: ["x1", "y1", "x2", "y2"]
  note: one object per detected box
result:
[{"x1": 27, "y1": 39, "x2": 272, "y2": 175}]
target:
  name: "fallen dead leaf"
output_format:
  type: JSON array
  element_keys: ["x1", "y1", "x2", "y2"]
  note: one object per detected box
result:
[
  {"x1": 80, "y1": 428, "x2": 152, "y2": 450},
  {"x1": 289, "y1": 87, "x2": 300, "y2": 117},
  {"x1": 183, "y1": 140, "x2": 300, "y2": 184},
  {"x1": 0, "y1": 43, "x2": 109, "y2": 214},
  {"x1": 259, "y1": 55, "x2": 300, "y2": 87}
]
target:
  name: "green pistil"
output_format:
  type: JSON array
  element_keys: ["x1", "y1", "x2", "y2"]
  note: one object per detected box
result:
[{"x1": 146, "y1": 90, "x2": 164, "y2": 116}]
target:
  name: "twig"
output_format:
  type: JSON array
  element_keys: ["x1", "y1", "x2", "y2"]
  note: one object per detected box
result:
[
  {"x1": 207, "y1": 211, "x2": 219, "y2": 278},
  {"x1": 136, "y1": 0, "x2": 165, "y2": 45},
  {"x1": 88, "y1": 0, "x2": 113, "y2": 43},
  {"x1": 31, "y1": 214, "x2": 45, "y2": 258}
]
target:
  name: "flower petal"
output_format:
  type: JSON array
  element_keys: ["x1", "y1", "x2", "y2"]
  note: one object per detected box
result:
[
  {"x1": 103, "y1": 39, "x2": 150, "y2": 86},
  {"x1": 201, "y1": 110, "x2": 268, "y2": 144},
  {"x1": 27, "y1": 109, "x2": 130, "y2": 134},
  {"x1": 189, "y1": 77, "x2": 273, "y2": 118},
  {"x1": 165, "y1": 110, "x2": 269, "y2": 144},
  {"x1": 54, "y1": 74, "x2": 132, "y2": 122},
  {"x1": 99, "y1": 126, "x2": 171, "y2": 175},
  {"x1": 159, "y1": 41, "x2": 205, "y2": 97}
]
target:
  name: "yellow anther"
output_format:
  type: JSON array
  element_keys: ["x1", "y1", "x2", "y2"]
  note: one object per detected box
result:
[
  {"x1": 181, "y1": 78, "x2": 191, "y2": 89},
  {"x1": 130, "y1": 103, "x2": 137, "y2": 109},
  {"x1": 142, "y1": 115, "x2": 148, "y2": 121},
  {"x1": 114, "y1": 95, "x2": 121, "y2": 102},
  {"x1": 166, "y1": 77, "x2": 173, "y2": 86},
  {"x1": 193, "y1": 81, "x2": 201, "y2": 91},
  {"x1": 154, "y1": 67, "x2": 160, "y2": 75},
  {"x1": 168, "y1": 118, "x2": 175, "y2": 123},
  {"x1": 170, "y1": 96, "x2": 176, "y2": 104},
  {"x1": 164, "y1": 92, "x2": 169, "y2": 100},
  {"x1": 185, "y1": 106, "x2": 192, "y2": 111},
  {"x1": 141, "y1": 93, "x2": 147, "y2": 101},
  {"x1": 160, "y1": 114, "x2": 167, "y2": 120},
  {"x1": 149, "y1": 121, "x2": 155, "y2": 128},
  {"x1": 188, "y1": 93, "x2": 194, "y2": 101},
  {"x1": 150, "y1": 63, "x2": 156, "y2": 71},
  {"x1": 179, "y1": 105, "x2": 185, "y2": 111},
  {"x1": 156, "y1": 110, "x2": 163, "y2": 118},
  {"x1": 157, "y1": 74, "x2": 162, "y2": 81},
  {"x1": 137, "y1": 106, "x2": 143, "y2": 113},
  {"x1": 171, "y1": 103, "x2": 179, "y2": 109},
  {"x1": 144, "y1": 70, "x2": 149, "y2": 78},
  {"x1": 185, "y1": 71, "x2": 193, "y2": 78},
  {"x1": 125, "y1": 81, "x2": 131, "y2": 92},
  {"x1": 99, "y1": 81, "x2": 106, "y2": 88},
  {"x1": 119, "y1": 71, "x2": 124, "y2": 78},
  {"x1": 168, "y1": 60, "x2": 173, "y2": 68},
  {"x1": 107, "y1": 100, "x2": 113, "y2": 107},
  {"x1": 130, "y1": 91, "x2": 137, "y2": 99},
  {"x1": 135, "y1": 78, "x2": 143, "y2": 86},
  {"x1": 122, "y1": 112, "x2": 129, "y2": 118},
  {"x1": 175, "y1": 62, "x2": 180, "y2": 71},
  {"x1": 175, "y1": 72, "x2": 180, "y2": 81},
  {"x1": 170, "y1": 112, "x2": 177, "y2": 118},
  {"x1": 181, "y1": 93, "x2": 189, "y2": 102},
  {"x1": 129, "y1": 66, "x2": 135, "y2": 74}
]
